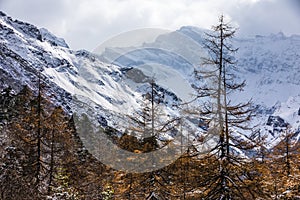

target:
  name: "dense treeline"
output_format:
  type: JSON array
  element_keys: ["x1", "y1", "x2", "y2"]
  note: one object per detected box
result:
[
  {"x1": 0, "y1": 84, "x2": 299, "y2": 199},
  {"x1": 0, "y1": 16, "x2": 299, "y2": 199},
  {"x1": 0, "y1": 88, "x2": 299, "y2": 199}
]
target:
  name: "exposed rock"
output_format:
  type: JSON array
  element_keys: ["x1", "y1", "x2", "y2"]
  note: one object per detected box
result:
[{"x1": 266, "y1": 116, "x2": 288, "y2": 128}]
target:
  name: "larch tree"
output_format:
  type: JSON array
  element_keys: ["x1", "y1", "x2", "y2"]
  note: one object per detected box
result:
[
  {"x1": 265, "y1": 128, "x2": 300, "y2": 199},
  {"x1": 0, "y1": 86, "x2": 41, "y2": 199},
  {"x1": 43, "y1": 106, "x2": 69, "y2": 194},
  {"x1": 191, "y1": 15, "x2": 265, "y2": 199},
  {"x1": 126, "y1": 79, "x2": 179, "y2": 151},
  {"x1": 2, "y1": 74, "x2": 53, "y2": 198},
  {"x1": 0, "y1": 87, "x2": 29, "y2": 200},
  {"x1": 121, "y1": 79, "x2": 180, "y2": 199}
]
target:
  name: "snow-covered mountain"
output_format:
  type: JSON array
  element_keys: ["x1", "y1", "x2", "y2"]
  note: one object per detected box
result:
[
  {"x1": 0, "y1": 11, "x2": 143, "y2": 119},
  {"x1": 1, "y1": 11, "x2": 299, "y2": 150},
  {"x1": 98, "y1": 26, "x2": 300, "y2": 145},
  {"x1": 0, "y1": 11, "x2": 191, "y2": 161}
]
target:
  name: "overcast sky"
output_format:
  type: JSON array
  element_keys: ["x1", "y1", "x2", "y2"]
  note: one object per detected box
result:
[{"x1": 1, "y1": 0, "x2": 299, "y2": 51}]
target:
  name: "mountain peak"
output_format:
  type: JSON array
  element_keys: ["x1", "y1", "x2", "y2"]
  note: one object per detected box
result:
[
  {"x1": 0, "y1": 11, "x2": 6, "y2": 17},
  {"x1": 269, "y1": 31, "x2": 286, "y2": 39},
  {"x1": 1, "y1": 12, "x2": 300, "y2": 150},
  {"x1": 0, "y1": 11, "x2": 68, "y2": 48},
  {"x1": 40, "y1": 28, "x2": 69, "y2": 48}
]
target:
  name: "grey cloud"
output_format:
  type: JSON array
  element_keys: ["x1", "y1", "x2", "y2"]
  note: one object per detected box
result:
[
  {"x1": 0, "y1": 0, "x2": 69, "y2": 25},
  {"x1": 230, "y1": 0, "x2": 300, "y2": 37},
  {"x1": 1, "y1": 0, "x2": 299, "y2": 50}
]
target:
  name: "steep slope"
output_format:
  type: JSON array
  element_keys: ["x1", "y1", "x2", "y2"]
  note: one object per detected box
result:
[
  {"x1": 1, "y1": 13, "x2": 203, "y2": 173},
  {"x1": 98, "y1": 26, "x2": 300, "y2": 145},
  {"x1": 0, "y1": 11, "x2": 143, "y2": 123},
  {"x1": 0, "y1": 12, "x2": 190, "y2": 155},
  {"x1": 1, "y1": 11, "x2": 299, "y2": 151}
]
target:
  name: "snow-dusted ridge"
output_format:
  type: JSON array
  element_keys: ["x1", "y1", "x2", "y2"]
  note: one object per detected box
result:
[
  {"x1": 98, "y1": 25, "x2": 300, "y2": 145},
  {"x1": 0, "y1": 11, "x2": 186, "y2": 141},
  {"x1": 1, "y1": 11, "x2": 299, "y2": 150},
  {"x1": 0, "y1": 11, "x2": 144, "y2": 126}
]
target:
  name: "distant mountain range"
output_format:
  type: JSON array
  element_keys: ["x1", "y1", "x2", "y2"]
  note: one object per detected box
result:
[{"x1": 1, "y1": 11, "x2": 299, "y2": 151}]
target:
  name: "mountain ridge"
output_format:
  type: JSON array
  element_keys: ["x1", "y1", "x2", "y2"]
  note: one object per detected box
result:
[{"x1": 0, "y1": 11, "x2": 299, "y2": 149}]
